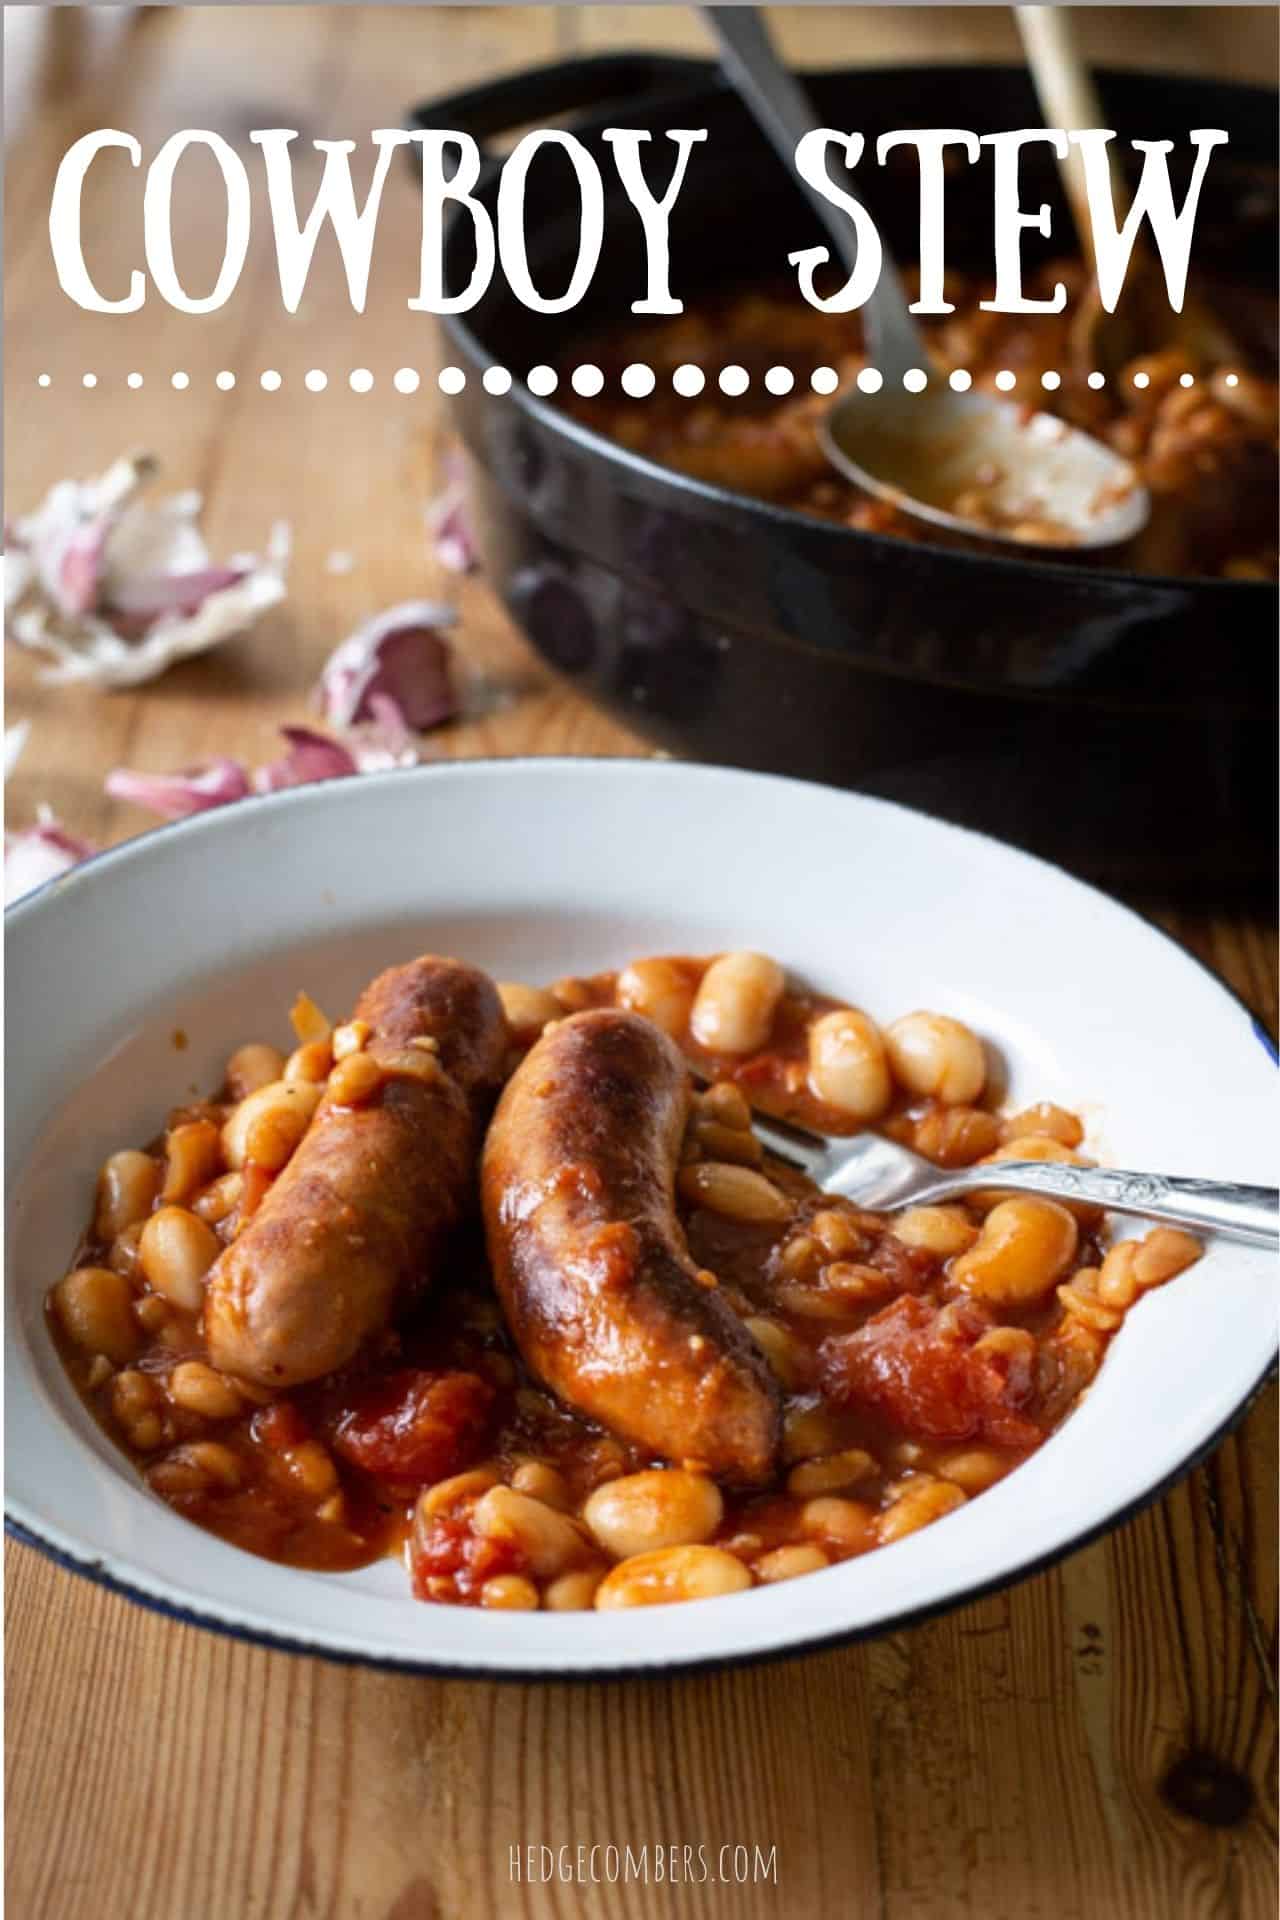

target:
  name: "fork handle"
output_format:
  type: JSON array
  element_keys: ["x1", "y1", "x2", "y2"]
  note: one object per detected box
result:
[{"x1": 923, "y1": 1161, "x2": 1279, "y2": 1250}]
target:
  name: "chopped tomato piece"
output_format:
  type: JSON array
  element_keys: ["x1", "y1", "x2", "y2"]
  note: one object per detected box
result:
[
  {"x1": 252, "y1": 1400, "x2": 311, "y2": 1452},
  {"x1": 331, "y1": 1368, "x2": 494, "y2": 1486},
  {"x1": 820, "y1": 1296, "x2": 1043, "y2": 1449},
  {"x1": 409, "y1": 1508, "x2": 525, "y2": 1605}
]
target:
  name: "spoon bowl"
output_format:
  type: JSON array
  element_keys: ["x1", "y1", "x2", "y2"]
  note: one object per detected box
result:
[
  {"x1": 705, "y1": 5, "x2": 1152, "y2": 553},
  {"x1": 822, "y1": 381, "x2": 1150, "y2": 551}
]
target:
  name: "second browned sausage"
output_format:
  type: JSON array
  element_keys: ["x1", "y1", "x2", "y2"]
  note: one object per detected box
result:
[
  {"x1": 205, "y1": 955, "x2": 507, "y2": 1387},
  {"x1": 482, "y1": 1008, "x2": 782, "y2": 1485}
]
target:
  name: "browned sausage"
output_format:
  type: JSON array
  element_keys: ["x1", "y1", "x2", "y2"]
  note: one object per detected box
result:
[
  {"x1": 205, "y1": 956, "x2": 507, "y2": 1387},
  {"x1": 481, "y1": 1008, "x2": 782, "y2": 1485}
]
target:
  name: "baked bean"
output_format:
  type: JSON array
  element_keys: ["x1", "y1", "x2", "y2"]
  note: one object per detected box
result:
[
  {"x1": 549, "y1": 976, "x2": 594, "y2": 1013},
  {"x1": 690, "y1": 1120, "x2": 764, "y2": 1167},
  {"x1": 594, "y1": 1545, "x2": 753, "y2": 1609},
  {"x1": 497, "y1": 982, "x2": 564, "y2": 1044},
  {"x1": 284, "y1": 1039, "x2": 334, "y2": 1084},
  {"x1": 108, "y1": 1222, "x2": 145, "y2": 1279},
  {"x1": 138, "y1": 1206, "x2": 221, "y2": 1311},
  {"x1": 1133, "y1": 1226, "x2": 1201, "y2": 1287},
  {"x1": 690, "y1": 951, "x2": 785, "y2": 1055},
  {"x1": 94, "y1": 1150, "x2": 160, "y2": 1242},
  {"x1": 1056, "y1": 1269, "x2": 1121, "y2": 1332},
  {"x1": 1093, "y1": 1240, "x2": 1138, "y2": 1308},
  {"x1": 147, "y1": 1455, "x2": 204, "y2": 1495},
  {"x1": 778, "y1": 1232, "x2": 820, "y2": 1278},
  {"x1": 510, "y1": 1462, "x2": 572, "y2": 1511},
  {"x1": 419, "y1": 1468, "x2": 500, "y2": 1519},
  {"x1": 879, "y1": 1475, "x2": 967, "y2": 1542},
  {"x1": 225, "y1": 1042, "x2": 286, "y2": 1101},
  {"x1": 783, "y1": 1402, "x2": 858, "y2": 1463},
  {"x1": 149, "y1": 1442, "x2": 241, "y2": 1495},
  {"x1": 379, "y1": 1044, "x2": 444, "y2": 1086},
  {"x1": 222, "y1": 1079, "x2": 322, "y2": 1171},
  {"x1": 53, "y1": 1266, "x2": 139, "y2": 1363},
  {"x1": 821, "y1": 1263, "x2": 897, "y2": 1307},
  {"x1": 280, "y1": 1441, "x2": 338, "y2": 1500},
  {"x1": 999, "y1": 1103, "x2": 1083, "y2": 1148},
  {"x1": 807, "y1": 1009, "x2": 891, "y2": 1121},
  {"x1": 85, "y1": 1354, "x2": 114, "y2": 1389},
  {"x1": 330, "y1": 1020, "x2": 371, "y2": 1060},
  {"x1": 799, "y1": 1497, "x2": 877, "y2": 1553},
  {"x1": 699, "y1": 1081, "x2": 752, "y2": 1131},
  {"x1": 934, "y1": 1448, "x2": 1010, "y2": 1493},
  {"x1": 168, "y1": 1360, "x2": 242, "y2": 1420},
  {"x1": 544, "y1": 1566, "x2": 607, "y2": 1611},
  {"x1": 744, "y1": 1316, "x2": 803, "y2": 1389},
  {"x1": 756, "y1": 1544, "x2": 829, "y2": 1583},
  {"x1": 130, "y1": 1413, "x2": 166, "y2": 1452},
  {"x1": 326, "y1": 1053, "x2": 385, "y2": 1108},
  {"x1": 616, "y1": 957, "x2": 697, "y2": 1038},
  {"x1": 161, "y1": 1119, "x2": 222, "y2": 1205},
  {"x1": 900, "y1": 1104, "x2": 1001, "y2": 1167},
  {"x1": 480, "y1": 1575, "x2": 540, "y2": 1611},
  {"x1": 950, "y1": 1197, "x2": 1078, "y2": 1307},
  {"x1": 473, "y1": 1485, "x2": 588, "y2": 1579},
  {"x1": 112, "y1": 1368, "x2": 161, "y2": 1422},
  {"x1": 891, "y1": 1205, "x2": 978, "y2": 1258},
  {"x1": 191, "y1": 1171, "x2": 244, "y2": 1225},
  {"x1": 810, "y1": 1209, "x2": 863, "y2": 1259},
  {"x1": 677, "y1": 1161, "x2": 791, "y2": 1224},
  {"x1": 133, "y1": 1294, "x2": 170, "y2": 1334},
  {"x1": 183, "y1": 1441, "x2": 243, "y2": 1489},
  {"x1": 582, "y1": 1469, "x2": 723, "y2": 1560},
  {"x1": 886, "y1": 1011, "x2": 986, "y2": 1104},
  {"x1": 777, "y1": 1282, "x2": 868, "y2": 1321},
  {"x1": 787, "y1": 1449, "x2": 877, "y2": 1498}
]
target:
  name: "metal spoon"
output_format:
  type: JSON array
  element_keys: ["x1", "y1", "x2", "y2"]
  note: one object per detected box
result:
[
  {"x1": 704, "y1": 6, "x2": 1151, "y2": 553},
  {"x1": 741, "y1": 1105, "x2": 1278, "y2": 1249}
]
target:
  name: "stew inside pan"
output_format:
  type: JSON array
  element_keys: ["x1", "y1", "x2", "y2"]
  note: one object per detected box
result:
[{"x1": 561, "y1": 261, "x2": 1278, "y2": 580}]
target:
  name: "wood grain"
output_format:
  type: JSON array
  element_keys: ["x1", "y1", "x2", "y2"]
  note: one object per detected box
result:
[{"x1": 5, "y1": 9, "x2": 1276, "y2": 1918}]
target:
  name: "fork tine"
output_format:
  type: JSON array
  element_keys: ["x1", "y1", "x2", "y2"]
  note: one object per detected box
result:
[{"x1": 747, "y1": 1109, "x2": 833, "y2": 1177}]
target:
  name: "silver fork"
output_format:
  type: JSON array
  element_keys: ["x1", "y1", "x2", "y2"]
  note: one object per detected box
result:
[{"x1": 741, "y1": 1107, "x2": 1278, "y2": 1251}]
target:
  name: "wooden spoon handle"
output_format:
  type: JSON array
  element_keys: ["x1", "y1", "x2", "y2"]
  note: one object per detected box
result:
[{"x1": 1016, "y1": 5, "x2": 1127, "y2": 276}]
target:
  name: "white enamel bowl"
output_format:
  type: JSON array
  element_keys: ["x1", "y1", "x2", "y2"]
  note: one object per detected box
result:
[{"x1": 6, "y1": 759, "x2": 1275, "y2": 1676}]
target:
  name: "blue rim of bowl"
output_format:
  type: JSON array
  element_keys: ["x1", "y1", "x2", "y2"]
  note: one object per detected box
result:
[{"x1": 7, "y1": 755, "x2": 1277, "y2": 1678}]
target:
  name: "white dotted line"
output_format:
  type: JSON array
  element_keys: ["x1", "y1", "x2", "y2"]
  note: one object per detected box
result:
[{"x1": 39, "y1": 366, "x2": 1241, "y2": 396}]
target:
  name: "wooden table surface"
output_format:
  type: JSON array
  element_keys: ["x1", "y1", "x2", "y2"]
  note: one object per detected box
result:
[{"x1": 5, "y1": 8, "x2": 1276, "y2": 1916}]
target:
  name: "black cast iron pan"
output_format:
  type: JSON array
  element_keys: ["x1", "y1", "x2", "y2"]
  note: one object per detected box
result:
[{"x1": 410, "y1": 53, "x2": 1278, "y2": 897}]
